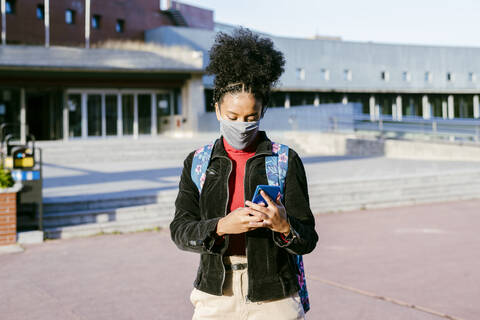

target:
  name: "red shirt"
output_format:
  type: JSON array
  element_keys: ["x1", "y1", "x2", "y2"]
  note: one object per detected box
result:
[{"x1": 223, "y1": 136, "x2": 258, "y2": 256}]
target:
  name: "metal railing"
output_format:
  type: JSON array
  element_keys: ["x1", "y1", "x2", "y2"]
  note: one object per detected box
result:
[{"x1": 353, "y1": 113, "x2": 480, "y2": 142}]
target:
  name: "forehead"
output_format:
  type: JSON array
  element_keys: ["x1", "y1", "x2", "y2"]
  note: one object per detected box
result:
[{"x1": 221, "y1": 92, "x2": 261, "y2": 115}]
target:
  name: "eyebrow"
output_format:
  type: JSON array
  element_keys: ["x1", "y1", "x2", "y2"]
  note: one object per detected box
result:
[{"x1": 227, "y1": 111, "x2": 259, "y2": 116}]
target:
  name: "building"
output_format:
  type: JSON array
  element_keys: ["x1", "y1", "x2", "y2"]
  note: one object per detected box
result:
[
  {"x1": 146, "y1": 24, "x2": 480, "y2": 124},
  {"x1": 0, "y1": 44, "x2": 203, "y2": 141},
  {"x1": 2, "y1": 1, "x2": 480, "y2": 141},
  {"x1": 0, "y1": 0, "x2": 209, "y2": 141},
  {"x1": 1, "y1": 0, "x2": 213, "y2": 46}
]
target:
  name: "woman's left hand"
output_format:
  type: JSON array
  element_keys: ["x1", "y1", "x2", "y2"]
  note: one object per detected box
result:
[{"x1": 245, "y1": 189, "x2": 290, "y2": 235}]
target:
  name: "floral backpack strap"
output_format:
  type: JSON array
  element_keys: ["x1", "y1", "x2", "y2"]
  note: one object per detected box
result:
[
  {"x1": 265, "y1": 142, "x2": 289, "y2": 198},
  {"x1": 266, "y1": 141, "x2": 310, "y2": 313},
  {"x1": 191, "y1": 141, "x2": 215, "y2": 192}
]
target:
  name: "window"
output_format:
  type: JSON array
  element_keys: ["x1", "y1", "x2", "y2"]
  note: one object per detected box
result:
[
  {"x1": 321, "y1": 68, "x2": 330, "y2": 81},
  {"x1": 6, "y1": 0, "x2": 15, "y2": 14},
  {"x1": 36, "y1": 4, "x2": 44, "y2": 19},
  {"x1": 65, "y1": 9, "x2": 76, "y2": 24},
  {"x1": 116, "y1": 19, "x2": 125, "y2": 33},
  {"x1": 469, "y1": 72, "x2": 476, "y2": 83},
  {"x1": 296, "y1": 68, "x2": 305, "y2": 80},
  {"x1": 344, "y1": 69, "x2": 352, "y2": 81},
  {"x1": 425, "y1": 71, "x2": 432, "y2": 83},
  {"x1": 446, "y1": 72, "x2": 454, "y2": 82},
  {"x1": 381, "y1": 71, "x2": 389, "y2": 82},
  {"x1": 92, "y1": 15, "x2": 101, "y2": 29},
  {"x1": 402, "y1": 71, "x2": 411, "y2": 82}
]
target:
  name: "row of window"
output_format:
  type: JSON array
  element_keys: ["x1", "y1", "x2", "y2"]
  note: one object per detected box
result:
[
  {"x1": 296, "y1": 67, "x2": 477, "y2": 83},
  {"x1": 6, "y1": 1, "x2": 125, "y2": 33}
]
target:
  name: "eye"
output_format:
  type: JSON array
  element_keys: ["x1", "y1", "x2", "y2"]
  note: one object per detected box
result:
[{"x1": 227, "y1": 116, "x2": 237, "y2": 121}]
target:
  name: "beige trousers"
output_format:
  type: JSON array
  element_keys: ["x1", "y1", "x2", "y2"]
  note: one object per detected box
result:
[{"x1": 190, "y1": 255, "x2": 305, "y2": 320}]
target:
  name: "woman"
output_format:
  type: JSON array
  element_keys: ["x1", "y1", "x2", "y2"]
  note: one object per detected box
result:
[{"x1": 170, "y1": 27, "x2": 318, "y2": 320}]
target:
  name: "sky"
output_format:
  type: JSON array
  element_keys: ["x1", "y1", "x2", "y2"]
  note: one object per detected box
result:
[{"x1": 179, "y1": 0, "x2": 480, "y2": 48}]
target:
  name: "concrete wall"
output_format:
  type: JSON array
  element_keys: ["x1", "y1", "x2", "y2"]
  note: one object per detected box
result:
[{"x1": 285, "y1": 131, "x2": 480, "y2": 162}]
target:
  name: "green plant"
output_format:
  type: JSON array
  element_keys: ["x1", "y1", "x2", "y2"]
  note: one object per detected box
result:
[{"x1": 0, "y1": 162, "x2": 14, "y2": 189}]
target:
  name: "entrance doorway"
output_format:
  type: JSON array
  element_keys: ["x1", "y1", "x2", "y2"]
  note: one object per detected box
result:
[{"x1": 26, "y1": 89, "x2": 63, "y2": 140}]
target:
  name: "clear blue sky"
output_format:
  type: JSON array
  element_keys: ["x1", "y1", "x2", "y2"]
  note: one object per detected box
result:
[{"x1": 180, "y1": 0, "x2": 480, "y2": 47}]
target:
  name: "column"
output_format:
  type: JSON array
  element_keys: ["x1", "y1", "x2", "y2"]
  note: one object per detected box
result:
[
  {"x1": 170, "y1": 91, "x2": 175, "y2": 132},
  {"x1": 473, "y1": 95, "x2": 479, "y2": 119},
  {"x1": 314, "y1": 94, "x2": 319, "y2": 107},
  {"x1": 182, "y1": 74, "x2": 204, "y2": 133},
  {"x1": 442, "y1": 101, "x2": 448, "y2": 119},
  {"x1": 85, "y1": 0, "x2": 90, "y2": 48},
  {"x1": 369, "y1": 95, "x2": 375, "y2": 121},
  {"x1": 133, "y1": 93, "x2": 138, "y2": 139},
  {"x1": 447, "y1": 95, "x2": 454, "y2": 119},
  {"x1": 44, "y1": 0, "x2": 50, "y2": 47},
  {"x1": 284, "y1": 93, "x2": 290, "y2": 109},
  {"x1": 101, "y1": 94, "x2": 106, "y2": 137},
  {"x1": 151, "y1": 93, "x2": 157, "y2": 135},
  {"x1": 117, "y1": 93, "x2": 122, "y2": 137},
  {"x1": 63, "y1": 90, "x2": 69, "y2": 141},
  {"x1": 19, "y1": 88, "x2": 26, "y2": 144},
  {"x1": 1, "y1": 0, "x2": 6, "y2": 45},
  {"x1": 396, "y1": 95, "x2": 402, "y2": 121},
  {"x1": 422, "y1": 95, "x2": 431, "y2": 119},
  {"x1": 81, "y1": 92, "x2": 87, "y2": 138}
]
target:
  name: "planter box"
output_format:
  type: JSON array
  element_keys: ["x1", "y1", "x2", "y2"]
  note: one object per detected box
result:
[{"x1": 0, "y1": 182, "x2": 23, "y2": 246}]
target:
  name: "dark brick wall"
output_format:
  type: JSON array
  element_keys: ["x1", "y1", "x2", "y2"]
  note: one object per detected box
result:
[{"x1": 1, "y1": 0, "x2": 212, "y2": 47}]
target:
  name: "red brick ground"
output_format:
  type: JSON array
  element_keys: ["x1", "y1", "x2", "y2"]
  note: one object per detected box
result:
[{"x1": 0, "y1": 199, "x2": 478, "y2": 320}]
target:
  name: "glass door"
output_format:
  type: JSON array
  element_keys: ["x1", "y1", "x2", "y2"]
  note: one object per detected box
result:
[
  {"x1": 106, "y1": 94, "x2": 117, "y2": 136},
  {"x1": 156, "y1": 93, "x2": 171, "y2": 133},
  {"x1": 87, "y1": 94, "x2": 102, "y2": 136},
  {"x1": 67, "y1": 94, "x2": 82, "y2": 137},
  {"x1": 138, "y1": 94, "x2": 152, "y2": 134},
  {"x1": 122, "y1": 94, "x2": 134, "y2": 135}
]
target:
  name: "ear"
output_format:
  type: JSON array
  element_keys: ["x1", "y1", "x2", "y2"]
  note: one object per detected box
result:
[{"x1": 215, "y1": 102, "x2": 221, "y2": 121}]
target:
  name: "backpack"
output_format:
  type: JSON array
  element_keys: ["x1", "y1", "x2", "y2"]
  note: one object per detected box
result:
[{"x1": 190, "y1": 139, "x2": 310, "y2": 313}]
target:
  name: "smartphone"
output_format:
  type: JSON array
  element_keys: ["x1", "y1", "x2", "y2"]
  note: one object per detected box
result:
[{"x1": 251, "y1": 185, "x2": 281, "y2": 205}]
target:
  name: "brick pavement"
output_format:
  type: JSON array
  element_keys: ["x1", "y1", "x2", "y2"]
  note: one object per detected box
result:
[{"x1": 1, "y1": 199, "x2": 479, "y2": 320}]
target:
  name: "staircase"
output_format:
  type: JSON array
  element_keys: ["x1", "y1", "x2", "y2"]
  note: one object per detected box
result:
[
  {"x1": 165, "y1": 9, "x2": 188, "y2": 27},
  {"x1": 36, "y1": 135, "x2": 480, "y2": 240}
]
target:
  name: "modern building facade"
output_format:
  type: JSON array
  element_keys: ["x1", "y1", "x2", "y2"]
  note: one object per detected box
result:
[
  {"x1": 146, "y1": 25, "x2": 480, "y2": 123},
  {"x1": 0, "y1": 44, "x2": 204, "y2": 141},
  {"x1": 2, "y1": 1, "x2": 480, "y2": 142},
  {"x1": 0, "y1": 0, "x2": 209, "y2": 141}
]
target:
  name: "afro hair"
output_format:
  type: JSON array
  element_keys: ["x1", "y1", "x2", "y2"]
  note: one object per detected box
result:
[{"x1": 206, "y1": 27, "x2": 285, "y2": 117}]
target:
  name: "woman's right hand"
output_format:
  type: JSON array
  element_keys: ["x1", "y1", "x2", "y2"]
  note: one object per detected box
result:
[{"x1": 216, "y1": 207, "x2": 268, "y2": 236}]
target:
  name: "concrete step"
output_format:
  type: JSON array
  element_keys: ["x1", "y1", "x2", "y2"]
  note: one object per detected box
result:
[
  {"x1": 43, "y1": 202, "x2": 175, "y2": 228},
  {"x1": 310, "y1": 179, "x2": 480, "y2": 202},
  {"x1": 44, "y1": 183, "x2": 480, "y2": 240},
  {"x1": 44, "y1": 216, "x2": 171, "y2": 239},
  {"x1": 37, "y1": 134, "x2": 307, "y2": 163},
  {"x1": 313, "y1": 188, "x2": 480, "y2": 213},
  {"x1": 308, "y1": 170, "x2": 480, "y2": 193},
  {"x1": 43, "y1": 189, "x2": 178, "y2": 214},
  {"x1": 40, "y1": 165, "x2": 480, "y2": 239}
]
